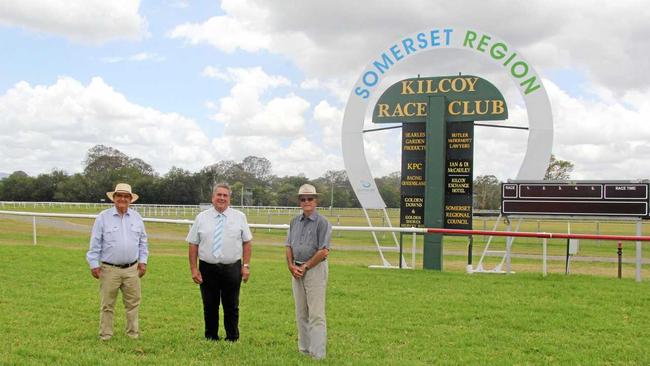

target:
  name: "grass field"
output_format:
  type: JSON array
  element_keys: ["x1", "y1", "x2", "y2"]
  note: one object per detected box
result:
[
  {"x1": 1, "y1": 243, "x2": 650, "y2": 365},
  {"x1": 2, "y1": 211, "x2": 650, "y2": 365},
  {"x1": 1, "y1": 202, "x2": 649, "y2": 278}
]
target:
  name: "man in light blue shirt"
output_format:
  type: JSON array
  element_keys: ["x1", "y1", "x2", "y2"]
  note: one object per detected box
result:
[{"x1": 86, "y1": 183, "x2": 148, "y2": 340}]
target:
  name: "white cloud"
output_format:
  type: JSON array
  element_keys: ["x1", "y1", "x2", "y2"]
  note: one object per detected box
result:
[
  {"x1": 313, "y1": 100, "x2": 343, "y2": 149},
  {"x1": 6, "y1": 0, "x2": 650, "y2": 185},
  {"x1": 206, "y1": 66, "x2": 311, "y2": 136},
  {"x1": 0, "y1": 0, "x2": 148, "y2": 43},
  {"x1": 0, "y1": 76, "x2": 341, "y2": 179},
  {"x1": 469, "y1": 79, "x2": 650, "y2": 181},
  {"x1": 363, "y1": 132, "x2": 401, "y2": 177},
  {"x1": 169, "y1": 0, "x2": 650, "y2": 96},
  {"x1": 201, "y1": 66, "x2": 230, "y2": 81},
  {"x1": 208, "y1": 135, "x2": 341, "y2": 178},
  {"x1": 101, "y1": 52, "x2": 165, "y2": 63},
  {"x1": 168, "y1": 0, "x2": 270, "y2": 53},
  {"x1": 300, "y1": 78, "x2": 350, "y2": 103},
  {"x1": 547, "y1": 80, "x2": 650, "y2": 180},
  {"x1": 0, "y1": 77, "x2": 212, "y2": 175}
]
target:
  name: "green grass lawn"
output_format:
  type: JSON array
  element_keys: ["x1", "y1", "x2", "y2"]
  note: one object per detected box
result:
[{"x1": 2, "y1": 234, "x2": 650, "y2": 364}]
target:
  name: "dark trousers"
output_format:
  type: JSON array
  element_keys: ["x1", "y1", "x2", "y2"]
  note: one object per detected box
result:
[{"x1": 199, "y1": 260, "x2": 242, "y2": 341}]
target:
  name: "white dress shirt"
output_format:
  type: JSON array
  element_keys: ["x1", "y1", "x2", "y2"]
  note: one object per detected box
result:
[{"x1": 186, "y1": 206, "x2": 252, "y2": 264}]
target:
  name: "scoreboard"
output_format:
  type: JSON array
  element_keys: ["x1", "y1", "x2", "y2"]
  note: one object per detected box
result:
[{"x1": 501, "y1": 181, "x2": 649, "y2": 218}]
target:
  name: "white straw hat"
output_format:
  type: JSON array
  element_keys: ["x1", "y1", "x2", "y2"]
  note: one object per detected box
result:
[
  {"x1": 297, "y1": 184, "x2": 319, "y2": 196},
  {"x1": 106, "y1": 183, "x2": 139, "y2": 203}
]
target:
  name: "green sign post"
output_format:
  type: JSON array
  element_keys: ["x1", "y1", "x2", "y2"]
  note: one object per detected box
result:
[{"x1": 373, "y1": 75, "x2": 508, "y2": 270}]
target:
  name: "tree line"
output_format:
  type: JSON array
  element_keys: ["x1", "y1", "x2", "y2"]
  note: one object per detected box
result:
[{"x1": 0, "y1": 145, "x2": 572, "y2": 208}]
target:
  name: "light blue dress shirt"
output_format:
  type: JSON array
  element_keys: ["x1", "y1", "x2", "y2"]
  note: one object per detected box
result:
[
  {"x1": 86, "y1": 207, "x2": 149, "y2": 269},
  {"x1": 186, "y1": 206, "x2": 253, "y2": 264}
]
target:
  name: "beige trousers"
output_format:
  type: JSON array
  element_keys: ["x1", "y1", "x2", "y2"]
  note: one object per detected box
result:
[
  {"x1": 292, "y1": 260, "x2": 328, "y2": 359},
  {"x1": 99, "y1": 263, "x2": 141, "y2": 339}
]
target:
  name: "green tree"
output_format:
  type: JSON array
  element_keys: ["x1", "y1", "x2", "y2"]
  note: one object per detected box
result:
[
  {"x1": 196, "y1": 161, "x2": 237, "y2": 202},
  {"x1": 273, "y1": 175, "x2": 309, "y2": 206},
  {"x1": 315, "y1": 170, "x2": 356, "y2": 208},
  {"x1": 84, "y1": 145, "x2": 130, "y2": 176},
  {"x1": 54, "y1": 174, "x2": 92, "y2": 202},
  {"x1": 0, "y1": 171, "x2": 35, "y2": 201},
  {"x1": 544, "y1": 154, "x2": 574, "y2": 180},
  {"x1": 32, "y1": 170, "x2": 69, "y2": 201},
  {"x1": 240, "y1": 156, "x2": 272, "y2": 182},
  {"x1": 82, "y1": 145, "x2": 157, "y2": 201},
  {"x1": 158, "y1": 167, "x2": 200, "y2": 204},
  {"x1": 239, "y1": 156, "x2": 274, "y2": 206},
  {"x1": 473, "y1": 175, "x2": 501, "y2": 210},
  {"x1": 375, "y1": 171, "x2": 401, "y2": 208}
]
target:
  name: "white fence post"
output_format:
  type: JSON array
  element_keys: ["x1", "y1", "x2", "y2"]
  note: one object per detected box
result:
[
  {"x1": 32, "y1": 216, "x2": 37, "y2": 245},
  {"x1": 542, "y1": 237, "x2": 547, "y2": 277},
  {"x1": 412, "y1": 232, "x2": 417, "y2": 269}
]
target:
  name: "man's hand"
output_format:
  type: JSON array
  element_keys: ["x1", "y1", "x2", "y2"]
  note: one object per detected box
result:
[
  {"x1": 91, "y1": 267, "x2": 101, "y2": 279},
  {"x1": 191, "y1": 268, "x2": 203, "y2": 284},
  {"x1": 289, "y1": 263, "x2": 305, "y2": 279},
  {"x1": 241, "y1": 266, "x2": 250, "y2": 283},
  {"x1": 138, "y1": 263, "x2": 147, "y2": 278}
]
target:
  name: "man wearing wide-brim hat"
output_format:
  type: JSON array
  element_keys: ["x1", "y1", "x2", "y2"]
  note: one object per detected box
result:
[
  {"x1": 86, "y1": 183, "x2": 149, "y2": 341},
  {"x1": 285, "y1": 184, "x2": 332, "y2": 360}
]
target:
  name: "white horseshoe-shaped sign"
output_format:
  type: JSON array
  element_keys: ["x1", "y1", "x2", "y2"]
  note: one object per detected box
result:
[{"x1": 342, "y1": 27, "x2": 553, "y2": 209}]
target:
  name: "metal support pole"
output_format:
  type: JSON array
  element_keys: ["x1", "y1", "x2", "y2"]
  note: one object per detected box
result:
[
  {"x1": 330, "y1": 178, "x2": 334, "y2": 214},
  {"x1": 636, "y1": 221, "x2": 642, "y2": 282},
  {"x1": 337, "y1": 216, "x2": 341, "y2": 237},
  {"x1": 32, "y1": 216, "x2": 37, "y2": 245},
  {"x1": 482, "y1": 219, "x2": 486, "y2": 242},
  {"x1": 506, "y1": 221, "x2": 512, "y2": 274},
  {"x1": 617, "y1": 241, "x2": 623, "y2": 279},
  {"x1": 398, "y1": 233, "x2": 404, "y2": 269},
  {"x1": 542, "y1": 238, "x2": 547, "y2": 277},
  {"x1": 467, "y1": 236, "x2": 473, "y2": 273},
  {"x1": 565, "y1": 238, "x2": 570, "y2": 275},
  {"x1": 412, "y1": 232, "x2": 417, "y2": 270}
]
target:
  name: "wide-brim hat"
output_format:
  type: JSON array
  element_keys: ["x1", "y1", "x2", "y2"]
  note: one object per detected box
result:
[
  {"x1": 106, "y1": 183, "x2": 139, "y2": 203},
  {"x1": 298, "y1": 184, "x2": 319, "y2": 196}
]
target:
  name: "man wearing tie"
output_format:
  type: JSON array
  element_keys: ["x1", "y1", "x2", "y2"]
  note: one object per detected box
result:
[{"x1": 187, "y1": 183, "x2": 253, "y2": 342}]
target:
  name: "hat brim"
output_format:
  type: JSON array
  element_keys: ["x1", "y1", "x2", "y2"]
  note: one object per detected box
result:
[{"x1": 106, "y1": 191, "x2": 139, "y2": 203}]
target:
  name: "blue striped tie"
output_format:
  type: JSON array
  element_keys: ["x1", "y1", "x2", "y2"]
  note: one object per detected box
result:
[{"x1": 212, "y1": 214, "x2": 225, "y2": 257}]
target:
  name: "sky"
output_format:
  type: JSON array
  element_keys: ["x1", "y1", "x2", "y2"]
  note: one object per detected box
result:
[{"x1": 1, "y1": 0, "x2": 650, "y2": 182}]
